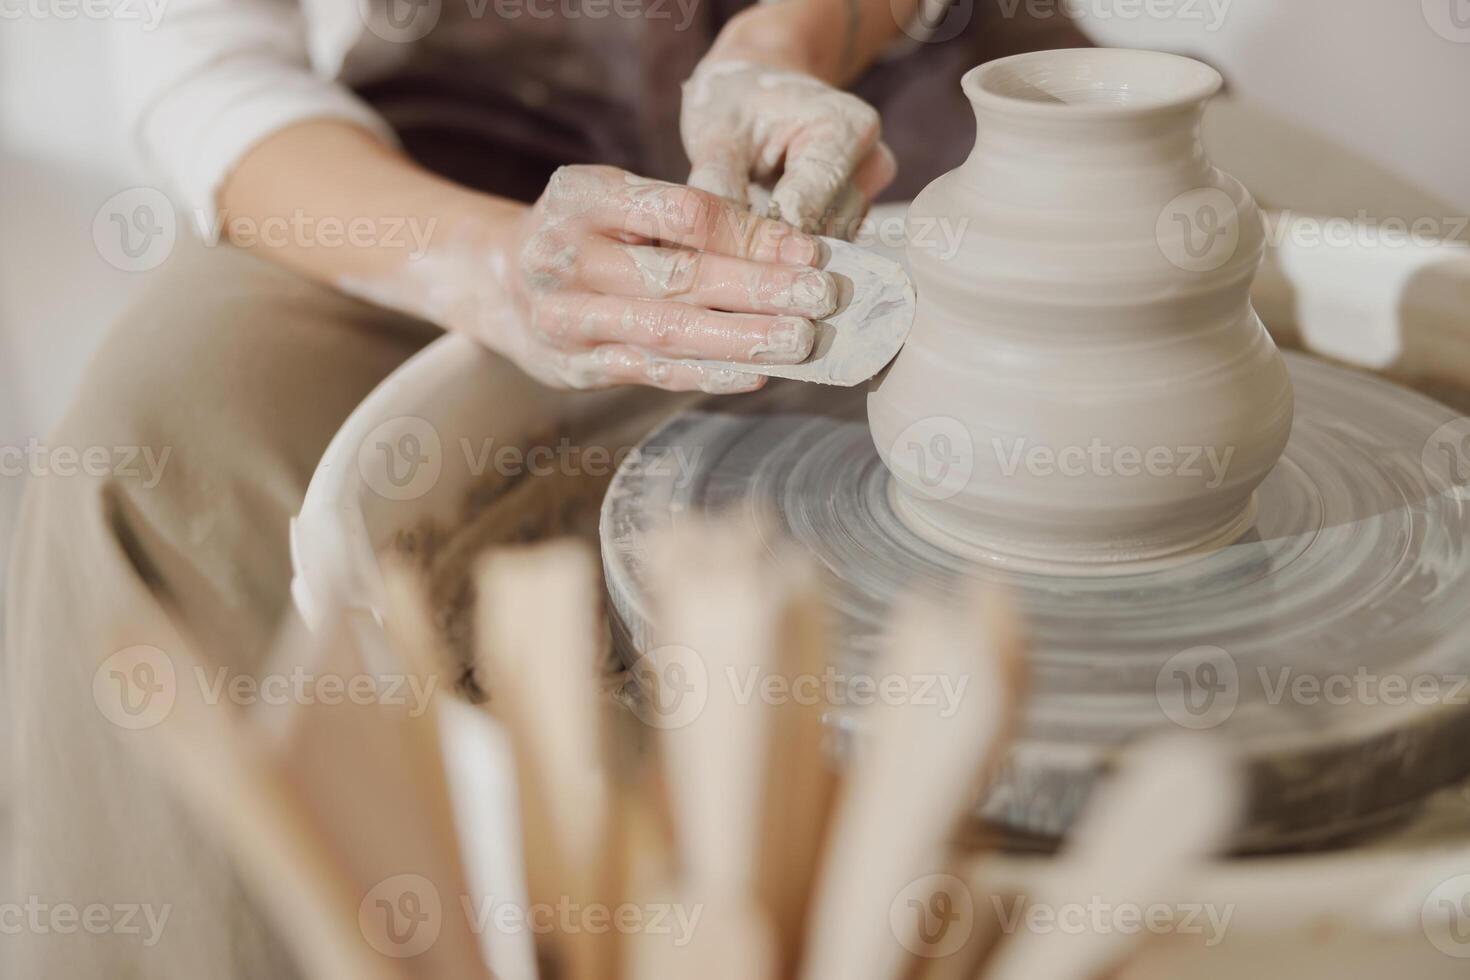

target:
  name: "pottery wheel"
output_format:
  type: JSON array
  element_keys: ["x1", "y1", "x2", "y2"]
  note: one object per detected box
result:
[{"x1": 600, "y1": 352, "x2": 1470, "y2": 851}]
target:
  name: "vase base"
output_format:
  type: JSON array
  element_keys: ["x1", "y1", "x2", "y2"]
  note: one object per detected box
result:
[{"x1": 886, "y1": 484, "x2": 1260, "y2": 578}]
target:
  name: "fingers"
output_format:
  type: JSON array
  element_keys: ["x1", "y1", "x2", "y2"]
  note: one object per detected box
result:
[
  {"x1": 536, "y1": 293, "x2": 816, "y2": 365},
  {"x1": 569, "y1": 346, "x2": 767, "y2": 394},
  {"x1": 686, "y1": 137, "x2": 753, "y2": 209},
  {"x1": 819, "y1": 184, "x2": 867, "y2": 240},
  {"x1": 544, "y1": 166, "x2": 821, "y2": 265},
  {"x1": 770, "y1": 105, "x2": 882, "y2": 233},
  {"x1": 850, "y1": 141, "x2": 898, "y2": 205},
  {"x1": 577, "y1": 242, "x2": 837, "y2": 318}
]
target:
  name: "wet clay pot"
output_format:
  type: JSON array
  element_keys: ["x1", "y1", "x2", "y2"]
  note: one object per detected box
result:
[{"x1": 867, "y1": 48, "x2": 1294, "y2": 571}]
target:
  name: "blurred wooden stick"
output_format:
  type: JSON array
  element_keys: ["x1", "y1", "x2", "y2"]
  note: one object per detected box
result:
[
  {"x1": 799, "y1": 586, "x2": 1026, "y2": 980},
  {"x1": 982, "y1": 735, "x2": 1240, "y2": 980},
  {"x1": 756, "y1": 562, "x2": 842, "y2": 978},
  {"x1": 476, "y1": 541, "x2": 616, "y2": 980}
]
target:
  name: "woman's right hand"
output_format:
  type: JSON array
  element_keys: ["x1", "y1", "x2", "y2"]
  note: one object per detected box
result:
[
  {"x1": 221, "y1": 127, "x2": 835, "y2": 393},
  {"x1": 441, "y1": 165, "x2": 839, "y2": 393}
]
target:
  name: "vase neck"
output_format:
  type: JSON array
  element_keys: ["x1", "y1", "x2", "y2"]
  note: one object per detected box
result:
[{"x1": 958, "y1": 101, "x2": 1214, "y2": 208}]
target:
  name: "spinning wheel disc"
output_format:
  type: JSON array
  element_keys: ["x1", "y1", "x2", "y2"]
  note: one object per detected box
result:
[{"x1": 600, "y1": 353, "x2": 1470, "y2": 849}]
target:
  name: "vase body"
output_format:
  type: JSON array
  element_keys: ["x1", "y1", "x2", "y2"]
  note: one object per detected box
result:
[{"x1": 867, "y1": 48, "x2": 1294, "y2": 570}]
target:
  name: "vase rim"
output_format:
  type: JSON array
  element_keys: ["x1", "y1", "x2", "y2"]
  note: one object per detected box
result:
[{"x1": 963, "y1": 48, "x2": 1223, "y2": 119}]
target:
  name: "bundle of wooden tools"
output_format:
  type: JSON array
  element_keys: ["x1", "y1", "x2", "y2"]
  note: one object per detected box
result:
[{"x1": 122, "y1": 516, "x2": 1239, "y2": 980}]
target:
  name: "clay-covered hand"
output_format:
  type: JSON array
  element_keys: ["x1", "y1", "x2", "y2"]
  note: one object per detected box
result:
[
  {"x1": 447, "y1": 165, "x2": 837, "y2": 392},
  {"x1": 681, "y1": 60, "x2": 896, "y2": 237}
]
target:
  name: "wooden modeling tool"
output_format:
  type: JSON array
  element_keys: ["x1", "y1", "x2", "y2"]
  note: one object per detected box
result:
[{"x1": 126, "y1": 520, "x2": 1245, "y2": 980}]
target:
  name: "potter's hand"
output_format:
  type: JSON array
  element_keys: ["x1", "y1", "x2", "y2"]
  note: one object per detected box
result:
[
  {"x1": 473, "y1": 165, "x2": 835, "y2": 392},
  {"x1": 681, "y1": 60, "x2": 896, "y2": 237}
]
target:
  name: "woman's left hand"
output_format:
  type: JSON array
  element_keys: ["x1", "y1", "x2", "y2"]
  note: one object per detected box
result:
[{"x1": 680, "y1": 58, "x2": 896, "y2": 238}]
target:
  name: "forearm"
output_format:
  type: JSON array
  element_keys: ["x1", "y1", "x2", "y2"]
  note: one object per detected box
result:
[
  {"x1": 216, "y1": 120, "x2": 526, "y2": 326},
  {"x1": 708, "y1": 0, "x2": 923, "y2": 85}
]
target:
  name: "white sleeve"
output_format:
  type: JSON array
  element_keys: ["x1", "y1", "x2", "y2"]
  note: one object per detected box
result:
[{"x1": 110, "y1": 0, "x2": 399, "y2": 225}]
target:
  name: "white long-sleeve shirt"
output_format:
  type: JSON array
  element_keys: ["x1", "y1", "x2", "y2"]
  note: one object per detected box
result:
[{"x1": 112, "y1": 0, "x2": 408, "y2": 220}]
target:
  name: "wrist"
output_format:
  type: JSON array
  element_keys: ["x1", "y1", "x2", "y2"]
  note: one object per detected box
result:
[
  {"x1": 374, "y1": 189, "x2": 529, "y2": 334},
  {"x1": 706, "y1": 4, "x2": 829, "y2": 80},
  {"x1": 706, "y1": 0, "x2": 903, "y2": 85}
]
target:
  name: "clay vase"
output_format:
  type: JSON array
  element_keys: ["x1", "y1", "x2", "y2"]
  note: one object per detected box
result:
[{"x1": 868, "y1": 48, "x2": 1294, "y2": 571}]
